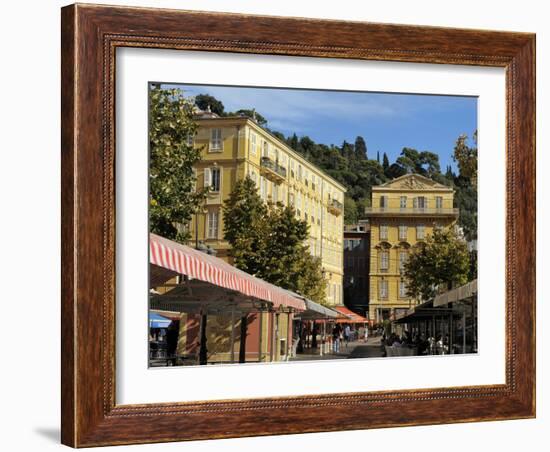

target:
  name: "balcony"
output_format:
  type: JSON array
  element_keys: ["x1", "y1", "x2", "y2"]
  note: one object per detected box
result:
[
  {"x1": 327, "y1": 198, "x2": 343, "y2": 216},
  {"x1": 364, "y1": 206, "x2": 459, "y2": 218},
  {"x1": 260, "y1": 156, "x2": 287, "y2": 183}
]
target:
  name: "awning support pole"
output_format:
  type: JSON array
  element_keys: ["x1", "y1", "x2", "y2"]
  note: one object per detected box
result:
[
  {"x1": 199, "y1": 310, "x2": 208, "y2": 365},
  {"x1": 229, "y1": 303, "x2": 236, "y2": 363},
  {"x1": 449, "y1": 312, "x2": 454, "y2": 354},
  {"x1": 286, "y1": 312, "x2": 292, "y2": 360},
  {"x1": 239, "y1": 314, "x2": 248, "y2": 363},
  {"x1": 462, "y1": 308, "x2": 466, "y2": 353},
  {"x1": 258, "y1": 307, "x2": 263, "y2": 363}
]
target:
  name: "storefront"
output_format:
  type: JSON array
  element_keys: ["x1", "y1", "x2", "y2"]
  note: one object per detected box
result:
[{"x1": 148, "y1": 233, "x2": 305, "y2": 366}]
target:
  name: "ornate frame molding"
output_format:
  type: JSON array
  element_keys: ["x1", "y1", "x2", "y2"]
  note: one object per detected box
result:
[{"x1": 61, "y1": 4, "x2": 535, "y2": 447}]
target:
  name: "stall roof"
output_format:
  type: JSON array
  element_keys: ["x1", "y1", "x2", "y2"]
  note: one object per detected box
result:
[
  {"x1": 334, "y1": 306, "x2": 368, "y2": 323},
  {"x1": 433, "y1": 279, "x2": 478, "y2": 307},
  {"x1": 150, "y1": 234, "x2": 305, "y2": 311},
  {"x1": 292, "y1": 297, "x2": 340, "y2": 320}
]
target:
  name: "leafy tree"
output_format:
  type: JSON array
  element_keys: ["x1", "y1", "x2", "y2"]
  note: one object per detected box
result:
[
  {"x1": 223, "y1": 179, "x2": 327, "y2": 304},
  {"x1": 419, "y1": 151, "x2": 441, "y2": 176},
  {"x1": 344, "y1": 196, "x2": 358, "y2": 225},
  {"x1": 234, "y1": 109, "x2": 267, "y2": 126},
  {"x1": 149, "y1": 86, "x2": 207, "y2": 243},
  {"x1": 453, "y1": 132, "x2": 478, "y2": 188},
  {"x1": 295, "y1": 253, "x2": 328, "y2": 304},
  {"x1": 386, "y1": 162, "x2": 406, "y2": 179},
  {"x1": 382, "y1": 152, "x2": 390, "y2": 174},
  {"x1": 262, "y1": 205, "x2": 327, "y2": 304},
  {"x1": 453, "y1": 175, "x2": 478, "y2": 240},
  {"x1": 354, "y1": 136, "x2": 368, "y2": 160},
  {"x1": 341, "y1": 140, "x2": 355, "y2": 160},
  {"x1": 403, "y1": 228, "x2": 470, "y2": 300},
  {"x1": 195, "y1": 94, "x2": 225, "y2": 116},
  {"x1": 222, "y1": 176, "x2": 268, "y2": 275}
]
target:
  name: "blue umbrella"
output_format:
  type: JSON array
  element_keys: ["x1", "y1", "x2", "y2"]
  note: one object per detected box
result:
[{"x1": 149, "y1": 312, "x2": 172, "y2": 329}]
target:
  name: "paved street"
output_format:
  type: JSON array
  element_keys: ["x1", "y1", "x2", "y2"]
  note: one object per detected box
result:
[{"x1": 290, "y1": 336, "x2": 384, "y2": 361}]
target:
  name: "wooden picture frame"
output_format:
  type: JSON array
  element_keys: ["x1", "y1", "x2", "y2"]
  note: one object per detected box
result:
[{"x1": 61, "y1": 3, "x2": 536, "y2": 447}]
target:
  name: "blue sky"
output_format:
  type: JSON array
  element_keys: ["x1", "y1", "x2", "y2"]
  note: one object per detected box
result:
[{"x1": 161, "y1": 83, "x2": 477, "y2": 172}]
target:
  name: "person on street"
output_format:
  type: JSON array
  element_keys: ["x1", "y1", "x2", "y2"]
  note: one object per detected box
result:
[
  {"x1": 343, "y1": 324, "x2": 351, "y2": 348},
  {"x1": 332, "y1": 324, "x2": 342, "y2": 353}
]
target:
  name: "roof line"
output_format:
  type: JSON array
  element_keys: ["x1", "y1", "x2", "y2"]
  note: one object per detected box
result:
[{"x1": 195, "y1": 116, "x2": 348, "y2": 192}]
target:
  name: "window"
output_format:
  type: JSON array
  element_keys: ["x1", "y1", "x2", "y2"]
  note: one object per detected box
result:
[
  {"x1": 290, "y1": 159, "x2": 295, "y2": 178},
  {"x1": 399, "y1": 251, "x2": 408, "y2": 272},
  {"x1": 207, "y1": 210, "x2": 219, "y2": 239},
  {"x1": 204, "y1": 167, "x2": 221, "y2": 192},
  {"x1": 211, "y1": 168, "x2": 221, "y2": 192},
  {"x1": 250, "y1": 133, "x2": 257, "y2": 155},
  {"x1": 210, "y1": 128, "x2": 222, "y2": 151},
  {"x1": 399, "y1": 225, "x2": 408, "y2": 240},
  {"x1": 379, "y1": 280, "x2": 388, "y2": 299},
  {"x1": 414, "y1": 196, "x2": 426, "y2": 209},
  {"x1": 298, "y1": 165, "x2": 302, "y2": 181},
  {"x1": 379, "y1": 195, "x2": 388, "y2": 209},
  {"x1": 262, "y1": 141, "x2": 269, "y2": 157},
  {"x1": 380, "y1": 225, "x2": 388, "y2": 240},
  {"x1": 186, "y1": 134, "x2": 194, "y2": 146},
  {"x1": 272, "y1": 184, "x2": 278, "y2": 203},
  {"x1": 416, "y1": 224, "x2": 425, "y2": 240},
  {"x1": 400, "y1": 196, "x2": 407, "y2": 209},
  {"x1": 260, "y1": 176, "x2": 267, "y2": 200},
  {"x1": 399, "y1": 279, "x2": 408, "y2": 298},
  {"x1": 289, "y1": 192, "x2": 295, "y2": 207},
  {"x1": 379, "y1": 251, "x2": 389, "y2": 271},
  {"x1": 436, "y1": 196, "x2": 443, "y2": 209}
]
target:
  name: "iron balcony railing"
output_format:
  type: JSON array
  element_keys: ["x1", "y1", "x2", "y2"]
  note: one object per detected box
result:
[
  {"x1": 365, "y1": 206, "x2": 459, "y2": 216},
  {"x1": 330, "y1": 198, "x2": 344, "y2": 211},
  {"x1": 260, "y1": 156, "x2": 287, "y2": 178}
]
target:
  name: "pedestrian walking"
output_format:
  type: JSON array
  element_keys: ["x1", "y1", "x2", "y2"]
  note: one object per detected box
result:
[
  {"x1": 343, "y1": 324, "x2": 351, "y2": 348},
  {"x1": 364, "y1": 325, "x2": 369, "y2": 343},
  {"x1": 332, "y1": 324, "x2": 342, "y2": 353}
]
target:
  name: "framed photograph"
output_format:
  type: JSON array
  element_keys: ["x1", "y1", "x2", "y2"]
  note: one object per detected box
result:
[{"x1": 61, "y1": 4, "x2": 536, "y2": 447}]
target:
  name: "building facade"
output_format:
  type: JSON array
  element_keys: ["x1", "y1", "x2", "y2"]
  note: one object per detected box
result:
[
  {"x1": 343, "y1": 221, "x2": 370, "y2": 318},
  {"x1": 365, "y1": 174, "x2": 458, "y2": 322},
  {"x1": 188, "y1": 114, "x2": 346, "y2": 306}
]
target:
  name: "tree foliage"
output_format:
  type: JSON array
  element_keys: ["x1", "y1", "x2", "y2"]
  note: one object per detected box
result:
[
  {"x1": 234, "y1": 109, "x2": 268, "y2": 126},
  {"x1": 453, "y1": 132, "x2": 478, "y2": 188},
  {"x1": 221, "y1": 176, "x2": 268, "y2": 275},
  {"x1": 403, "y1": 228, "x2": 470, "y2": 300},
  {"x1": 223, "y1": 177, "x2": 328, "y2": 304},
  {"x1": 195, "y1": 94, "x2": 225, "y2": 116},
  {"x1": 149, "y1": 86, "x2": 207, "y2": 243},
  {"x1": 355, "y1": 136, "x2": 368, "y2": 160}
]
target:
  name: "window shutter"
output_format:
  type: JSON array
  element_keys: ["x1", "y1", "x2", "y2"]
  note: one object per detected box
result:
[{"x1": 204, "y1": 168, "x2": 211, "y2": 188}]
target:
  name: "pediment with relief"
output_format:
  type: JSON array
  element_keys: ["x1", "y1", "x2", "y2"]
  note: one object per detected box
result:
[{"x1": 379, "y1": 174, "x2": 449, "y2": 190}]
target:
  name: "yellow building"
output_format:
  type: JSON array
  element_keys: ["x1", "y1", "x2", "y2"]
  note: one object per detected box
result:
[
  {"x1": 365, "y1": 174, "x2": 459, "y2": 321},
  {"x1": 188, "y1": 112, "x2": 346, "y2": 306}
]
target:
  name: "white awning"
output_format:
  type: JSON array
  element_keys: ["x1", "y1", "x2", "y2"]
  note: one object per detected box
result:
[{"x1": 433, "y1": 280, "x2": 478, "y2": 307}]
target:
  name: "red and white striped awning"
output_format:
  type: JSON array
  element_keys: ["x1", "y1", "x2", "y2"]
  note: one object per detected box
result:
[
  {"x1": 150, "y1": 234, "x2": 305, "y2": 311},
  {"x1": 334, "y1": 306, "x2": 368, "y2": 323}
]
